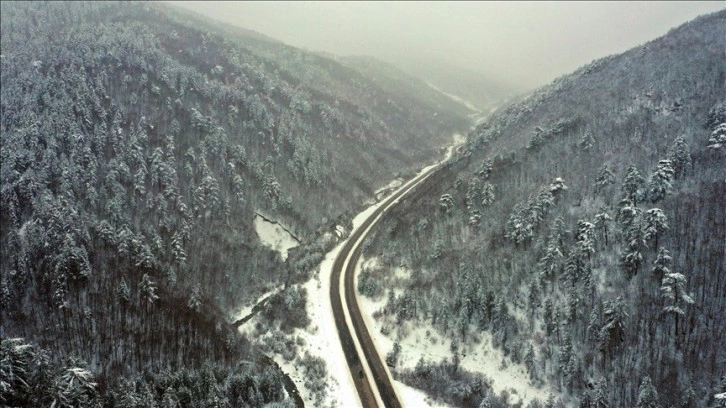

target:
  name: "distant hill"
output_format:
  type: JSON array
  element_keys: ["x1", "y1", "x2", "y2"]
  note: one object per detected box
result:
[
  {"x1": 0, "y1": 1, "x2": 471, "y2": 405},
  {"x1": 361, "y1": 10, "x2": 725, "y2": 407},
  {"x1": 392, "y1": 57, "x2": 521, "y2": 112},
  {"x1": 341, "y1": 55, "x2": 477, "y2": 117}
]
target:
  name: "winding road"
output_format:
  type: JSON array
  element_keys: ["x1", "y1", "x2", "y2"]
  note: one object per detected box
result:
[{"x1": 330, "y1": 158, "x2": 445, "y2": 408}]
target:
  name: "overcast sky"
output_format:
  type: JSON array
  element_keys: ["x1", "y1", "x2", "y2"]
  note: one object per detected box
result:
[{"x1": 171, "y1": 1, "x2": 724, "y2": 90}]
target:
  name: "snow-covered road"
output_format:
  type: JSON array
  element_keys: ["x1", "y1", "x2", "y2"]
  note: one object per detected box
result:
[{"x1": 239, "y1": 134, "x2": 464, "y2": 407}]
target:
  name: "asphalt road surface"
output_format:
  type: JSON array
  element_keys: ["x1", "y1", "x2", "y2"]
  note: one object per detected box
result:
[{"x1": 330, "y1": 162, "x2": 442, "y2": 408}]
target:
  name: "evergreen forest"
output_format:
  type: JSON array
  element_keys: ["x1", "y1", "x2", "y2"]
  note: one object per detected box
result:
[{"x1": 360, "y1": 10, "x2": 726, "y2": 408}]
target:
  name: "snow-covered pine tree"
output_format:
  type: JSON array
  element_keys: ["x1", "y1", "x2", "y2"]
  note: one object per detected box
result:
[
  {"x1": 481, "y1": 182, "x2": 495, "y2": 206},
  {"x1": 666, "y1": 136, "x2": 692, "y2": 179},
  {"x1": 592, "y1": 377, "x2": 609, "y2": 408},
  {"x1": 188, "y1": 285, "x2": 202, "y2": 313},
  {"x1": 466, "y1": 177, "x2": 481, "y2": 211},
  {"x1": 440, "y1": 193, "x2": 454, "y2": 214},
  {"x1": 661, "y1": 269, "x2": 694, "y2": 347},
  {"x1": 634, "y1": 376, "x2": 659, "y2": 408},
  {"x1": 621, "y1": 165, "x2": 645, "y2": 206},
  {"x1": 579, "y1": 130, "x2": 595, "y2": 151},
  {"x1": 651, "y1": 248, "x2": 672, "y2": 284},
  {"x1": 594, "y1": 164, "x2": 616, "y2": 196},
  {"x1": 594, "y1": 210, "x2": 612, "y2": 247},
  {"x1": 643, "y1": 208, "x2": 669, "y2": 251},
  {"x1": 647, "y1": 160, "x2": 675, "y2": 203},
  {"x1": 525, "y1": 344, "x2": 536, "y2": 378},
  {"x1": 598, "y1": 298, "x2": 627, "y2": 359},
  {"x1": 528, "y1": 278, "x2": 541, "y2": 319},
  {"x1": 576, "y1": 220, "x2": 597, "y2": 260}
]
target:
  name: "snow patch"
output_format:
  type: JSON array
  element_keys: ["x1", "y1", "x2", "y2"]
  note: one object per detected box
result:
[
  {"x1": 231, "y1": 285, "x2": 282, "y2": 322},
  {"x1": 254, "y1": 214, "x2": 299, "y2": 261},
  {"x1": 425, "y1": 81, "x2": 482, "y2": 113},
  {"x1": 451, "y1": 133, "x2": 466, "y2": 146},
  {"x1": 395, "y1": 380, "x2": 452, "y2": 408},
  {"x1": 375, "y1": 178, "x2": 404, "y2": 200}
]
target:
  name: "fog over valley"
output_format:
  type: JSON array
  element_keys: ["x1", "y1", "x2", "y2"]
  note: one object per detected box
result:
[{"x1": 172, "y1": 1, "x2": 724, "y2": 105}]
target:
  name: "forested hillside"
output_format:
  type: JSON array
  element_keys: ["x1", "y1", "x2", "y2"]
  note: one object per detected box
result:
[
  {"x1": 340, "y1": 56, "x2": 479, "y2": 120},
  {"x1": 0, "y1": 1, "x2": 470, "y2": 405},
  {"x1": 361, "y1": 10, "x2": 726, "y2": 407}
]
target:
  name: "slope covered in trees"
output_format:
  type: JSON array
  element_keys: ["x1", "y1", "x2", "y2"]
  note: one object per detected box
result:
[
  {"x1": 340, "y1": 55, "x2": 479, "y2": 120},
  {"x1": 361, "y1": 10, "x2": 726, "y2": 407},
  {"x1": 0, "y1": 1, "x2": 471, "y2": 403}
]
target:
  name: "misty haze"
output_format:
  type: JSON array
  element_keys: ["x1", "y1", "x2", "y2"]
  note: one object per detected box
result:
[{"x1": 1, "y1": 1, "x2": 724, "y2": 407}]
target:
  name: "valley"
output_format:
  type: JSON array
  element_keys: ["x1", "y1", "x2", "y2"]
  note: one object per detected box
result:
[{"x1": 1, "y1": 2, "x2": 724, "y2": 408}]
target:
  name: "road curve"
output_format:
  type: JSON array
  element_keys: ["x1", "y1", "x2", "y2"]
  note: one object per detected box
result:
[{"x1": 330, "y1": 161, "x2": 443, "y2": 408}]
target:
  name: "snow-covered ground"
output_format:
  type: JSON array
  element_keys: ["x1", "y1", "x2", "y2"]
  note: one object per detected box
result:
[
  {"x1": 254, "y1": 214, "x2": 299, "y2": 261},
  {"x1": 426, "y1": 81, "x2": 482, "y2": 114},
  {"x1": 374, "y1": 178, "x2": 404, "y2": 201},
  {"x1": 396, "y1": 380, "x2": 451, "y2": 408},
  {"x1": 231, "y1": 285, "x2": 282, "y2": 323},
  {"x1": 355, "y1": 257, "x2": 553, "y2": 407}
]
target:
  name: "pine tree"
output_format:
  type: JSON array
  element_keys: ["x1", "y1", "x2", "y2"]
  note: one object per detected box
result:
[
  {"x1": 549, "y1": 177, "x2": 568, "y2": 198},
  {"x1": 709, "y1": 123, "x2": 726, "y2": 148},
  {"x1": 466, "y1": 177, "x2": 481, "y2": 211},
  {"x1": 576, "y1": 220, "x2": 596, "y2": 260},
  {"x1": 622, "y1": 239, "x2": 645, "y2": 279},
  {"x1": 621, "y1": 165, "x2": 644, "y2": 206},
  {"x1": 566, "y1": 287, "x2": 580, "y2": 323},
  {"x1": 594, "y1": 165, "x2": 616, "y2": 196},
  {"x1": 599, "y1": 298, "x2": 627, "y2": 358},
  {"x1": 478, "y1": 395, "x2": 494, "y2": 408},
  {"x1": 0, "y1": 276, "x2": 11, "y2": 312},
  {"x1": 594, "y1": 211, "x2": 612, "y2": 247},
  {"x1": 634, "y1": 376, "x2": 659, "y2": 408},
  {"x1": 528, "y1": 278, "x2": 541, "y2": 319},
  {"x1": 0, "y1": 338, "x2": 36, "y2": 404},
  {"x1": 506, "y1": 202, "x2": 534, "y2": 245},
  {"x1": 528, "y1": 130, "x2": 545, "y2": 150},
  {"x1": 579, "y1": 391, "x2": 593, "y2": 408},
  {"x1": 587, "y1": 308, "x2": 600, "y2": 342},
  {"x1": 53, "y1": 361, "x2": 99, "y2": 407},
  {"x1": 481, "y1": 182, "x2": 495, "y2": 206},
  {"x1": 559, "y1": 332, "x2": 573, "y2": 371},
  {"x1": 386, "y1": 342, "x2": 402, "y2": 368},
  {"x1": 564, "y1": 250, "x2": 586, "y2": 289},
  {"x1": 544, "y1": 298, "x2": 554, "y2": 336},
  {"x1": 661, "y1": 269, "x2": 694, "y2": 347},
  {"x1": 647, "y1": 160, "x2": 675, "y2": 203},
  {"x1": 139, "y1": 273, "x2": 159, "y2": 311},
  {"x1": 618, "y1": 203, "x2": 645, "y2": 278},
  {"x1": 171, "y1": 231, "x2": 187, "y2": 268},
  {"x1": 440, "y1": 194, "x2": 454, "y2": 214},
  {"x1": 579, "y1": 131, "x2": 595, "y2": 151},
  {"x1": 666, "y1": 136, "x2": 692, "y2": 179},
  {"x1": 476, "y1": 159, "x2": 493, "y2": 179},
  {"x1": 188, "y1": 285, "x2": 202, "y2": 313},
  {"x1": 651, "y1": 248, "x2": 672, "y2": 283},
  {"x1": 525, "y1": 344, "x2": 536, "y2": 378},
  {"x1": 565, "y1": 354, "x2": 578, "y2": 390},
  {"x1": 116, "y1": 278, "x2": 131, "y2": 330},
  {"x1": 592, "y1": 378, "x2": 609, "y2": 408},
  {"x1": 643, "y1": 208, "x2": 668, "y2": 251}
]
